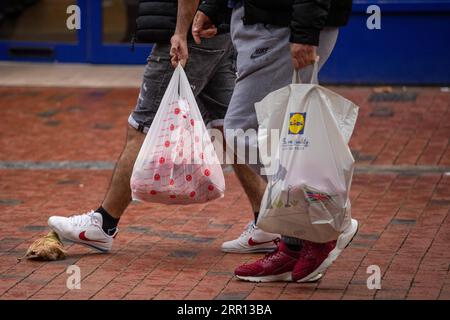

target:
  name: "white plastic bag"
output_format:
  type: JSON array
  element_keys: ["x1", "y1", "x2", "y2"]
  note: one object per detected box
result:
[
  {"x1": 255, "y1": 63, "x2": 359, "y2": 243},
  {"x1": 130, "y1": 65, "x2": 225, "y2": 204}
]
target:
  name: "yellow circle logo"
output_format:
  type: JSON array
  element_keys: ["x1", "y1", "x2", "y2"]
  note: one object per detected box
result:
[{"x1": 289, "y1": 113, "x2": 305, "y2": 134}]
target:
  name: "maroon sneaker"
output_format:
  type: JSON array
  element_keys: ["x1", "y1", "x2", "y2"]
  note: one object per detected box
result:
[
  {"x1": 293, "y1": 218, "x2": 359, "y2": 282},
  {"x1": 292, "y1": 240, "x2": 336, "y2": 282},
  {"x1": 234, "y1": 241, "x2": 322, "y2": 282}
]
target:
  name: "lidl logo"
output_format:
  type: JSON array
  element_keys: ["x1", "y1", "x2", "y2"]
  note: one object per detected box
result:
[{"x1": 288, "y1": 113, "x2": 306, "y2": 135}]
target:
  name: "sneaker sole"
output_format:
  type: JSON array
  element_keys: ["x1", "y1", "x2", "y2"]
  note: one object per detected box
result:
[
  {"x1": 236, "y1": 272, "x2": 323, "y2": 283},
  {"x1": 222, "y1": 246, "x2": 277, "y2": 254},
  {"x1": 48, "y1": 223, "x2": 112, "y2": 253},
  {"x1": 296, "y1": 219, "x2": 359, "y2": 283},
  {"x1": 49, "y1": 228, "x2": 111, "y2": 253},
  {"x1": 64, "y1": 238, "x2": 110, "y2": 253}
]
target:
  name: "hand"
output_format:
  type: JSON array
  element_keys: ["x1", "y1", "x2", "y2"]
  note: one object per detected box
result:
[
  {"x1": 290, "y1": 43, "x2": 317, "y2": 70},
  {"x1": 192, "y1": 11, "x2": 217, "y2": 44},
  {"x1": 170, "y1": 33, "x2": 188, "y2": 68}
]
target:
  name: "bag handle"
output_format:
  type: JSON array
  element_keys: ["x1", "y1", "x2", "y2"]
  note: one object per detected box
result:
[
  {"x1": 291, "y1": 56, "x2": 320, "y2": 85},
  {"x1": 170, "y1": 63, "x2": 190, "y2": 96},
  {"x1": 176, "y1": 63, "x2": 196, "y2": 102},
  {"x1": 172, "y1": 63, "x2": 198, "y2": 118}
]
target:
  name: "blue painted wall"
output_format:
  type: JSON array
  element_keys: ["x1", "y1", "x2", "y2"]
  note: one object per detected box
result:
[{"x1": 321, "y1": 1, "x2": 450, "y2": 84}]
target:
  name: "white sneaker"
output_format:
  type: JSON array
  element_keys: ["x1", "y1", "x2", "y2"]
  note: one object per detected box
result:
[
  {"x1": 48, "y1": 211, "x2": 117, "y2": 252},
  {"x1": 222, "y1": 222, "x2": 280, "y2": 253}
]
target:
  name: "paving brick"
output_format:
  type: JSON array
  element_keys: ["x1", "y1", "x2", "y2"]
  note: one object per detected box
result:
[{"x1": 1, "y1": 87, "x2": 449, "y2": 300}]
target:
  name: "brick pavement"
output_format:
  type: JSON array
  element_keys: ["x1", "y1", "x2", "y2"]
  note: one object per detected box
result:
[{"x1": 0, "y1": 86, "x2": 449, "y2": 300}]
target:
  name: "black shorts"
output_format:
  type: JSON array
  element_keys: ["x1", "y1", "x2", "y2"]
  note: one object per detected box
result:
[{"x1": 128, "y1": 33, "x2": 236, "y2": 133}]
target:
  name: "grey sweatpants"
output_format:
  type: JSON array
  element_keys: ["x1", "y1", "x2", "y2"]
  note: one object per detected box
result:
[{"x1": 225, "y1": 6, "x2": 339, "y2": 245}]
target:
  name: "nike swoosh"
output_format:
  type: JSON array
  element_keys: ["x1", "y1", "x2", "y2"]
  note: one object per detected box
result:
[
  {"x1": 79, "y1": 231, "x2": 107, "y2": 243},
  {"x1": 248, "y1": 237, "x2": 277, "y2": 246},
  {"x1": 250, "y1": 47, "x2": 270, "y2": 59},
  {"x1": 250, "y1": 52, "x2": 265, "y2": 59}
]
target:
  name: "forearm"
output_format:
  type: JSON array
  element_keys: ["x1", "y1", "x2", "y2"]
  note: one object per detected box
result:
[{"x1": 175, "y1": 0, "x2": 201, "y2": 36}]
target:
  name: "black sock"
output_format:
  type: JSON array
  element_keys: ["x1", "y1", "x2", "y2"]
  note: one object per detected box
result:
[
  {"x1": 285, "y1": 243, "x2": 302, "y2": 252},
  {"x1": 96, "y1": 206, "x2": 119, "y2": 236},
  {"x1": 254, "y1": 211, "x2": 259, "y2": 224}
]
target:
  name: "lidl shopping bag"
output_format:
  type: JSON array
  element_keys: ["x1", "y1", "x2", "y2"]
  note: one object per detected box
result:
[
  {"x1": 255, "y1": 65, "x2": 359, "y2": 243},
  {"x1": 130, "y1": 65, "x2": 225, "y2": 204}
]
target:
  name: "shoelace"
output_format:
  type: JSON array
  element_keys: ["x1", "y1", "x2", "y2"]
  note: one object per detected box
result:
[
  {"x1": 239, "y1": 222, "x2": 256, "y2": 239},
  {"x1": 68, "y1": 210, "x2": 96, "y2": 227},
  {"x1": 273, "y1": 238, "x2": 281, "y2": 246},
  {"x1": 261, "y1": 247, "x2": 283, "y2": 262}
]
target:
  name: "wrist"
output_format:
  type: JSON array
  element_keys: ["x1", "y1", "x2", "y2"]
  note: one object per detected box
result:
[{"x1": 173, "y1": 30, "x2": 188, "y2": 39}]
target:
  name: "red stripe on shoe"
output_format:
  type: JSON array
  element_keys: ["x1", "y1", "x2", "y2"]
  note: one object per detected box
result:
[{"x1": 79, "y1": 231, "x2": 108, "y2": 243}]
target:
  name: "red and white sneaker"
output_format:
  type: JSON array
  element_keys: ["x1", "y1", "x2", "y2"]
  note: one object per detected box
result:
[
  {"x1": 222, "y1": 222, "x2": 280, "y2": 253},
  {"x1": 48, "y1": 211, "x2": 117, "y2": 252},
  {"x1": 234, "y1": 240, "x2": 322, "y2": 282},
  {"x1": 292, "y1": 218, "x2": 358, "y2": 282}
]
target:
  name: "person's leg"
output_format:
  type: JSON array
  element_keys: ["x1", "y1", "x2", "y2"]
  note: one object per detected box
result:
[
  {"x1": 282, "y1": 27, "x2": 340, "y2": 251},
  {"x1": 227, "y1": 6, "x2": 355, "y2": 282},
  {"x1": 46, "y1": 125, "x2": 145, "y2": 252},
  {"x1": 224, "y1": 9, "x2": 300, "y2": 256},
  {"x1": 193, "y1": 34, "x2": 280, "y2": 253},
  {"x1": 223, "y1": 163, "x2": 278, "y2": 253},
  {"x1": 46, "y1": 36, "x2": 243, "y2": 253},
  {"x1": 203, "y1": 58, "x2": 269, "y2": 220},
  {"x1": 224, "y1": 11, "x2": 299, "y2": 277},
  {"x1": 101, "y1": 125, "x2": 145, "y2": 218},
  {"x1": 231, "y1": 164, "x2": 266, "y2": 216},
  {"x1": 47, "y1": 43, "x2": 176, "y2": 251}
]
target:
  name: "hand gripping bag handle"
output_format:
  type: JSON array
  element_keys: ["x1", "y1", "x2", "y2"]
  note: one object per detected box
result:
[{"x1": 292, "y1": 56, "x2": 320, "y2": 85}]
